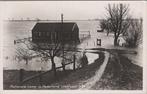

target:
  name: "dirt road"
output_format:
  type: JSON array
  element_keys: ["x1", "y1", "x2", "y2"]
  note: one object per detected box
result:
[{"x1": 79, "y1": 51, "x2": 110, "y2": 89}]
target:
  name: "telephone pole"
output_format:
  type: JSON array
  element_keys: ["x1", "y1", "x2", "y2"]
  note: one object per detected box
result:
[
  {"x1": 61, "y1": 13, "x2": 63, "y2": 24},
  {"x1": 61, "y1": 13, "x2": 65, "y2": 71}
]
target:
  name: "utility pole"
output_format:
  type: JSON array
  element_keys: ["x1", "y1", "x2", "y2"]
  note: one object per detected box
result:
[
  {"x1": 61, "y1": 13, "x2": 65, "y2": 71},
  {"x1": 61, "y1": 13, "x2": 64, "y2": 42},
  {"x1": 61, "y1": 13, "x2": 63, "y2": 24}
]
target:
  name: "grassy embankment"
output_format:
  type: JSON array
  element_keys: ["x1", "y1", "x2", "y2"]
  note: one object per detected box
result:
[
  {"x1": 3, "y1": 52, "x2": 104, "y2": 90},
  {"x1": 3, "y1": 49, "x2": 142, "y2": 90}
]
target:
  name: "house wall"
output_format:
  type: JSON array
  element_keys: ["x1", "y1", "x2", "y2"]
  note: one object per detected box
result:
[{"x1": 32, "y1": 24, "x2": 80, "y2": 43}]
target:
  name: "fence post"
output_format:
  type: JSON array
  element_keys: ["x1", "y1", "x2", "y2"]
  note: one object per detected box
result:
[
  {"x1": 19, "y1": 69, "x2": 24, "y2": 83},
  {"x1": 39, "y1": 68, "x2": 42, "y2": 85},
  {"x1": 61, "y1": 62, "x2": 66, "y2": 72},
  {"x1": 73, "y1": 54, "x2": 76, "y2": 71}
]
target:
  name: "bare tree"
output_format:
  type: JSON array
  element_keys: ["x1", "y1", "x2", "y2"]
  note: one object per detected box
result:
[
  {"x1": 123, "y1": 18, "x2": 143, "y2": 47},
  {"x1": 105, "y1": 4, "x2": 131, "y2": 46},
  {"x1": 100, "y1": 19, "x2": 112, "y2": 36},
  {"x1": 15, "y1": 47, "x2": 33, "y2": 65},
  {"x1": 100, "y1": 19, "x2": 107, "y2": 32},
  {"x1": 26, "y1": 41, "x2": 62, "y2": 77}
]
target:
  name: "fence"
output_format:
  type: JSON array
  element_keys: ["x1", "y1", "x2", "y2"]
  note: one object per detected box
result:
[
  {"x1": 14, "y1": 37, "x2": 32, "y2": 44},
  {"x1": 19, "y1": 54, "x2": 76, "y2": 85}
]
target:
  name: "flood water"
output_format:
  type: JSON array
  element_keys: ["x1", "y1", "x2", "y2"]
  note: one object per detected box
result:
[
  {"x1": 3, "y1": 20, "x2": 101, "y2": 71},
  {"x1": 3, "y1": 20, "x2": 143, "y2": 70}
]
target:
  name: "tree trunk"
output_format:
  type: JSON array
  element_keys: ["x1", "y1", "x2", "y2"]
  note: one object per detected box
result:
[
  {"x1": 73, "y1": 55, "x2": 76, "y2": 71},
  {"x1": 51, "y1": 57, "x2": 56, "y2": 77},
  {"x1": 107, "y1": 30, "x2": 109, "y2": 36},
  {"x1": 114, "y1": 37, "x2": 118, "y2": 46},
  {"x1": 25, "y1": 59, "x2": 28, "y2": 65}
]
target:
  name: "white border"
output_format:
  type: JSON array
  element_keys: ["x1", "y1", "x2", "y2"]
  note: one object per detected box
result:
[{"x1": 0, "y1": 1, "x2": 147, "y2": 94}]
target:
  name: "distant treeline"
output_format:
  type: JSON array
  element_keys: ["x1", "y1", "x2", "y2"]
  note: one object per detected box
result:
[
  {"x1": 3, "y1": 19, "x2": 103, "y2": 22},
  {"x1": 4, "y1": 18, "x2": 141, "y2": 22}
]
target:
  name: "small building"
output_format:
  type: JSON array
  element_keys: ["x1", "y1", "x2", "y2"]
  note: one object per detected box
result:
[{"x1": 32, "y1": 22, "x2": 80, "y2": 43}]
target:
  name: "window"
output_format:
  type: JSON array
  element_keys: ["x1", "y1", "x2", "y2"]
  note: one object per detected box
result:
[{"x1": 38, "y1": 32, "x2": 41, "y2": 37}]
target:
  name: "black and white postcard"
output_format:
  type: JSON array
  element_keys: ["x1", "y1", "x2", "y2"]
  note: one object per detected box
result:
[{"x1": 0, "y1": 1, "x2": 147, "y2": 94}]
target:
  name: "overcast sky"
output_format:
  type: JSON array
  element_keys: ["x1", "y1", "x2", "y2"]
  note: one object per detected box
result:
[{"x1": 3, "y1": 1, "x2": 145, "y2": 20}]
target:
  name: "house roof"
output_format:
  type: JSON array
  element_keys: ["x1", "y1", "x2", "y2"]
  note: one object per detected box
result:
[{"x1": 32, "y1": 22, "x2": 78, "y2": 32}]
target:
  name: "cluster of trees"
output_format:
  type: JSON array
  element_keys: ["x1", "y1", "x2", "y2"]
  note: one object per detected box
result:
[
  {"x1": 100, "y1": 4, "x2": 142, "y2": 47},
  {"x1": 123, "y1": 18, "x2": 142, "y2": 47}
]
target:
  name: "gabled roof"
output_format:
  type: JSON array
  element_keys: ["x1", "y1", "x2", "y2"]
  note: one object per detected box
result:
[{"x1": 32, "y1": 22, "x2": 78, "y2": 32}]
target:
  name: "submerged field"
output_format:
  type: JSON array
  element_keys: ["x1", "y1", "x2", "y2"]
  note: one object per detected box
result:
[
  {"x1": 3, "y1": 20, "x2": 142, "y2": 70},
  {"x1": 3, "y1": 20, "x2": 101, "y2": 70}
]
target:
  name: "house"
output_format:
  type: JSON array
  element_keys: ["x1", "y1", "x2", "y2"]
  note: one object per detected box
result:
[{"x1": 32, "y1": 22, "x2": 80, "y2": 43}]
